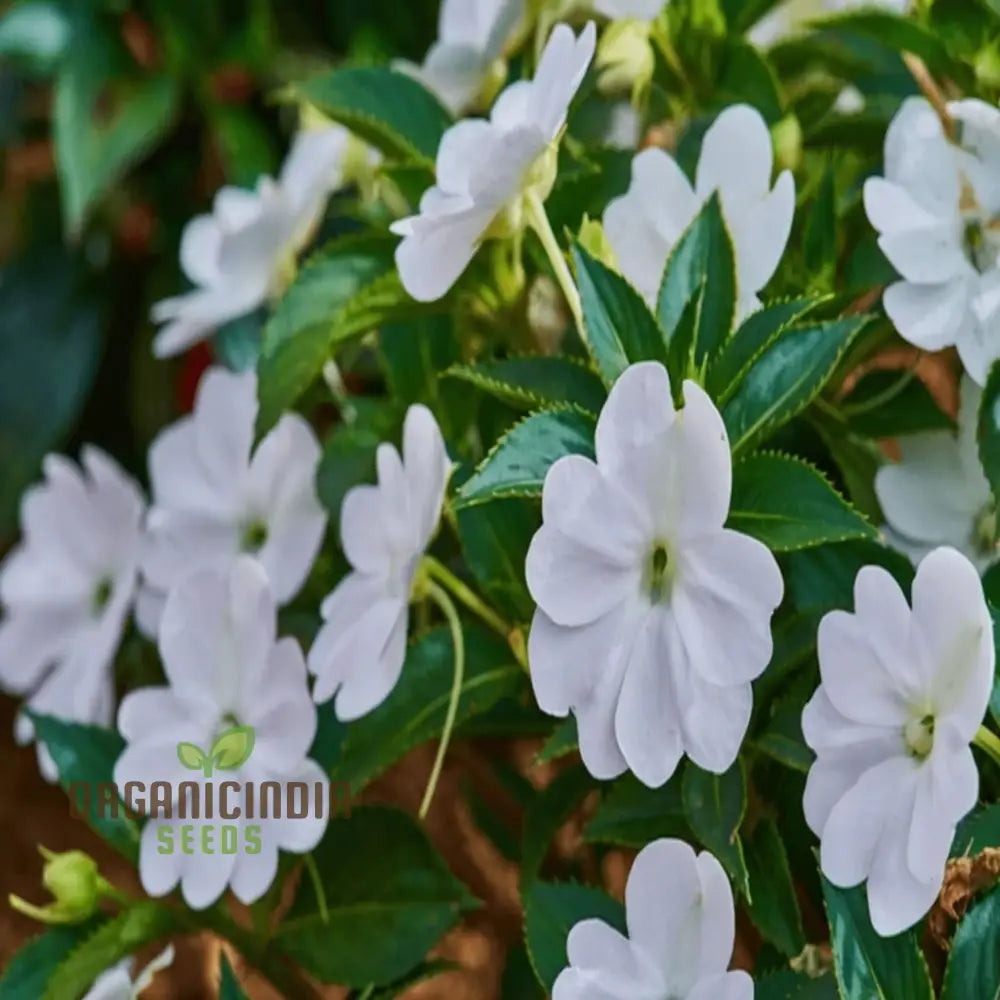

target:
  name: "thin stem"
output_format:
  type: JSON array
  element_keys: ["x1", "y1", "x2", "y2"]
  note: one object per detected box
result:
[
  {"x1": 524, "y1": 188, "x2": 583, "y2": 333},
  {"x1": 975, "y1": 726, "x2": 1000, "y2": 770},
  {"x1": 419, "y1": 581, "x2": 466, "y2": 820},
  {"x1": 902, "y1": 53, "x2": 955, "y2": 140},
  {"x1": 356, "y1": 987, "x2": 376, "y2": 1000},
  {"x1": 304, "y1": 853, "x2": 328, "y2": 925},
  {"x1": 423, "y1": 556, "x2": 510, "y2": 639}
]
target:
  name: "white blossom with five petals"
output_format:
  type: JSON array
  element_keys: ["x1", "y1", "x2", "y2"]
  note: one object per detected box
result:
[
  {"x1": 115, "y1": 558, "x2": 328, "y2": 909},
  {"x1": 308, "y1": 405, "x2": 451, "y2": 720},
  {"x1": 151, "y1": 127, "x2": 354, "y2": 357},
  {"x1": 527, "y1": 361, "x2": 784, "y2": 788},
  {"x1": 137, "y1": 366, "x2": 326, "y2": 638},
  {"x1": 82, "y1": 945, "x2": 175, "y2": 1000},
  {"x1": 0, "y1": 447, "x2": 144, "y2": 781},
  {"x1": 391, "y1": 21, "x2": 596, "y2": 302},
  {"x1": 802, "y1": 547, "x2": 993, "y2": 936},
  {"x1": 603, "y1": 104, "x2": 794, "y2": 317},
  {"x1": 553, "y1": 838, "x2": 752, "y2": 1000},
  {"x1": 865, "y1": 97, "x2": 1000, "y2": 384}
]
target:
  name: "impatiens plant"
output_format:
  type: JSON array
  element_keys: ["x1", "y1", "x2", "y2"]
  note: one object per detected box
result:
[{"x1": 11, "y1": 0, "x2": 1000, "y2": 997}]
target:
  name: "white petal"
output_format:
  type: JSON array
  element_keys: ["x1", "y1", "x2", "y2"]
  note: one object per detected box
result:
[
  {"x1": 138, "y1": 820, "x2": 183, "y2": 899},
  {"x1": 883, "y1": 279, "x2": 971, "y2": 353},
  {"x1": 696, "y1": 104, "x2": 774, "y2": 204},
  {"x1": 878, "y1": 226, "x2": 969, "y2": 284},
  {"x1": 179, "y1": 214, "x2": 222, "y2": 286},
  {"x1": 687, "y1": 972, "x2": 754, "y2": 1000},
  {"x1": 401, "y1": 403, "x2": 450, "y2": 549},
  {"x1": 436, "y1": 118, "x2": 497, "y2": 193},
  {"x1": 229, "y1": 828, "x2": 281, "y2": 905},
  {"x1": 676, "y1": 667, "x2": 752, "y2": 776},
  {"x1": 193, "y1": 368, "x2": 257, "y2": 494},
  {"x1": 728, "y1": 169, "x2": 795, "y2": 301},
  {"x1": 528, "y1": 21, "x2": 596, "y2": 139},
  {"x1": 674, "y1": 381, "x2": 732, "y2": 536}
]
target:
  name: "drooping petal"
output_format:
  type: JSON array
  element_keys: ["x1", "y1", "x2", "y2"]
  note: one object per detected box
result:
[
  {"x1": 401, "y1": 403, "x2": 450, "y2": 548},
  {"x1": 696, "y1": 104, "x2": 775, "y2": 205}
]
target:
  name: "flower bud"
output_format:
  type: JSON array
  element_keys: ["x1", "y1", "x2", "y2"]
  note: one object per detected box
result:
[
  {"x1": 595, "y1": 20, "x2": 654, "y2": 105},
  {"x1": 771, "y1": 113, "x2": 802, "y2": 175},
  {"x1": 9, "y1": 847, "x2": 108, "y2": 925}
]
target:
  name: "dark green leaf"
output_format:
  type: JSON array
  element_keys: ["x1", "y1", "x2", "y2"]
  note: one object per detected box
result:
[
  {"x1": 455, "y1": 408, "x2": 596, "y2": 508},
  {"x1": 822, "y1": 878, "x2": 934, "y2": 1000},
  {"x1": 444, "y1": 357, "x2": 606, "y2": 414},
  {"x1": 978, "y1": 360, "x2": 1000, "y2": 504},
  {"x1": 364, "y1": 961, "x2": 457, "y2": 999},
  {"x1": 728, "y1": 452, "x2": 875, "y2": 551},
  {"x1": 329, "y1": 626, "x2": 521, "y2": 793},
  {"x1": 380, "y1": 314, "x2": 459, "y2": 406},
  {"x1": 219, "y1": 954, "x2": 250, "y2": 1000},
  {"x1": 804, "y1": 162, "x2": 837, "y2": 284},
  {"x1": 585, "y1": 773, "x2": 687, "y2": 847},
  {"x1": 842, "y1": 369, "x2": 954, "y2": 438},
  {"x1": 723, "y1": 316, "x2": 873, "y2": 455},
  {"x1": 754, "y1": 701, "x2": 813, "y2": 774},
  {"x1": 535, "y1": 717, "x2": 578, "y2": 766},
  {"x1": 745, "y1": 818, "x2": 806, "y2": 956},
  {"x1": 0, "y1": 919, "x2": 104, "y2": 1000},
  {"x1": 954, "y1": 803, "x2": 1000, "y2": 856},
  {"x1": 27, "y1": 713, "x2": 139, "y2": 861},
  {"x1": 682, "y1": 760, "x2": 749, "y2": 895},
  {"x1": 755, "y1": 970, "x2": 840, "y2": 999},
  {"x1": 522, "y1": 766, "x2": 594, "y2": 884},
  {"x1": 501, "y1": 946, "x2": 546, "y2": 1000},
  {"x1": 279, "y1": 807, "x2": 476, "y2": 987},
  {"x1": 942, "y1": 884, "x2": 1000, "y2": 1000},
  {"x1": 523, "y1": 882, "x2": 625, "y2": 992},
  {"x1": 297, "y1": 67, "x2": 452, "y2": 165},
  {"x1": 572, "y1": 243, "x2": 667, "y2": 384}
]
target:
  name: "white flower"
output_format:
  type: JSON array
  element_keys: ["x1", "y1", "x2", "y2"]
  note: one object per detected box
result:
[
  {"x1": 603, "y1": 104, "x2": 794, "y2": 317},
  {"x1": 398, "y1": 0, "x2": 525, "y2": 114},
  {"x1": 0, "y1": 448, "x2": 144, "y2": 781},
  {"x1": 391, "y1": 21, "x2": 596, "y2": 302},
  {"x1": 802, "y1": 547, "x2": 993, "y2": 936},
  {"x1": 527, "y1": 362, "x2": 783, "y2": 787},
  {"x1": 115, "y1": 558, "x2": 328, "y2": 909},
  {"x1": 876, "y1": 376, "x2": 999, "y2": 570},
  {"x1": 553, "y1": 838, "x2": 752, "y2": 1000},
  {"x1": 308, "y1": 405, "x2": 451, "y2": 720},
  {"x1": 83, "y1": 945, "x2": 174, "y2": 1000},
  {"x1": 751, "y1": 0, "x2": 909, "y2": 46},
  {"x1": 137, "y1": 366, "x2": 325, "y2": 638},
  {"x1": 151, "y1": 126, "x2": 352, "y2": 358},
  {"x1": 592, "y1": 0, "x2": 664, "y2": 20},
  {"x1": 865, "y1": 98, "x2": 1000, "y2": 384}
]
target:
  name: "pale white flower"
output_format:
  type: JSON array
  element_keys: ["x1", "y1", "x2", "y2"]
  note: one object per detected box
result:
[
  {"x1": 527, "y1": 361, "x2": 783, "y2": 787},
  {"x1": 308, "y1": 405, "x2": 451, "y2": 720},
  {"x1": 151, "y1": 127, "x2": 352, "y2": 358},
  {"x1": 0, "y1": 448, "x2": 144, "y2": 781},
  {"x1": 601, "y1": 102, "x2": 642, "y2": 149},
  {"x1": 553, "y1": 838, "x2": 752, "y2": 1000},
  {"x1": 115, "y1": 558, "x2": 328, "y2": 909},
  {"x1": 865, "y1": 98, "x2": 1000, "y2": 384},
  {"x1": 391, "y1": 21, "x2": 596, "y2": 302},
  {"x1": 83, "y1": 945, "x2": 175, "y2": 1000},
  {"x1": 752, "y1": 0, "x2": 909, "y2": 46},
  {"x1": 398, "y1": 0, "x2": 525, "y2": 114},
  {"x1": 137, "y1": 366, "x2": 325, "y2": 638},
  {"x1": 803, "y1": 547, "x2": 993, "y2": 936},
  {"x1": 876, "y1": 377, "x2": 999, "y2": 571},
  {"x1": 603, "y1": 104, "x2": 794, "y2": 317}
]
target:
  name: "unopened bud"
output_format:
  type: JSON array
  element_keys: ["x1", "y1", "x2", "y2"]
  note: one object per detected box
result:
[
  {"x1": 9, "y1": 847, "x2": 109, "y2": 925},
  {"x1": 596, "y1": 20, "x2": 654, "y2": 105}
]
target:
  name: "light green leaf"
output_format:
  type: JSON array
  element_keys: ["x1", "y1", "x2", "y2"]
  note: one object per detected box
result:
[
  {"x1": 728, "y1": 452, "x2": 875, "y2": 551},
  {"x1": 0, "y1": 919, "x2": 104, "y2": 1000},
  {"x1": 822, "y1": 878, "x2": 934, "y2": 1000},
  {"x1": 682, "y1": 760, "x2": 749, "y2": 896},
  {"x1": 941, "y1": 885, "x2": 1000, "y2": 1000},
  {"x1": 455, "y1": 408, "x2": 596, "y2": 508},
  {"x1": 572, "y1": 244, "x2": 667, "y2": 384},
  {"x1": 176, "y1": 742, "x2": 207, "y2": 771},
  {"x1": 523, "y1": 882, "x2": 625, "y2": 992},
  {"x1": 278, "y1": 807, "x2": 476, "y2": 986},
  {"x1": 744, "y1": 818, "x2": 806, "y2": 957},
  {"x1": 722, "y1": 316, "x2": 872, "y2": 455},
  {"x1": 585, "y1": 773, "x2": 688, "y2": 848},
  {"x1": 209, "y1": 725, "x2": 255, "y2": 772},
  {"x1": 296, "y1": 66, "x2": 452, "y2": 165}
]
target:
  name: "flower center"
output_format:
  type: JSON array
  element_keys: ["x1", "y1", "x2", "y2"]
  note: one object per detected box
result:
[
  {"x1": 973, "y1": 502, "x2": 999, "y2": 556},
  {"x1": 644, "y1": 542, "x2": 674, "y2": 604},
  {"x1": 241, "y1": 519, "x2": 269, "y2": 554},
  {"x1": 903, "y1": 713, "x2": 935, "y2": 761},
  {"x1": 91, "y1": 576, "x2": 113, "y2": 617}
]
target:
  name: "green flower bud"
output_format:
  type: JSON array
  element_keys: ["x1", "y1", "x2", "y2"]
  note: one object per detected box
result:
[
  {"x1": 8, "y1": 847, "x2": 109, "y2": 925},
  {"x1": 771, "y1": 113, "x2": 803, "y2": 175},
  {"x1": 595, "y1": 20, "x2": 654, "y2": 105}
]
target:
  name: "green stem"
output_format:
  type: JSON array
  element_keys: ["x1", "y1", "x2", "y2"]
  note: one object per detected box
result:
[
  {"x1": 419, "y1": 581, "x2": 466, "y2": 820},
  {"x1": 523, "y1": 188, "x2": 583, "y2": 333},
  {"x1": 423, "y1": 556, "x2": 510, "y2": 640},
  {"x1": 974, "y1": 726, "x2": 1000, "y2": 769},
  {"x1": 304, "y1": 852, "x2": 328, "y2": 925}
]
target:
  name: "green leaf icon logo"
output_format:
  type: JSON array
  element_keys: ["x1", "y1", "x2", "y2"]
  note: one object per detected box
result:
[
  {"x1": 209, "y1": 725, "x2": 255, "y2": 772},
  {"x1": 177, "y1": 742, "x2": 207, "y2": 771}
]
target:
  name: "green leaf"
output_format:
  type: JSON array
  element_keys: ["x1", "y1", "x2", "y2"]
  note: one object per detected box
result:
[
  {"x1": 297, "y1": 66, "x2": 452, "y2": 165},
  {"x1": 278, "y1": 806, "x2": 475, "y2": 986},
  {"x1": 0, "y1": 1, "x2": 69, "y2": 73},
  {"x1": 42, "y1": 902, "x2": 179, "y2": 1000},
  {"x1": 728, "y1": 452, "x2": 875, "y2": 551},
  {"x1": 804, "y1": 161, "x2": 838, "y2": 285},
  {"x1": 978, "y1": 361, "x2": 1000, "y2": 505},
  {"x1": 501, "y1": 946, "x2": 546, "y2": 1000},
  {"x1": 456, "y1": 499, "x2": 538, "y2": 622},
  {"x1": 842, "y1": 369, "x2": 954, "y2": 438},
  {"x1": 755, "y1": 970, "x2": 840, "y2": 999},
  {"x1": 455, "y1": 408, "x2": 596, "y2": 508},
  {"x1": 682, "y1": 760, "x2": 750, "y2": 896},
  {"x1": 942, "y1": 884, "x2": 1000, "y2": 1000},
  {"x1": 256, "y1": 235, "x2": 413, "y2": 433},
  {"x1": 0, "y1": 919, "x2": 104, "y2": 1000},
  {"x1": 572, "y1": 244, "x2": 667, "y2": 384},
  {"x1": 523, "y1": 882, "x2": 625, "y2": 992},
  {"x1": 329, "y1": 626, "x2": 521, "y2": 793},
  {"x1": 954, "y1": 803, "x2": 1000, "y2": 856},
  {"x1": 444, "y1": 357, "x2": 606, "y2": 414},
  {"x1": 176, "y1": 742, "x2": 207, "y2": 771},
  {"x1": 754, "y1": 700, "x2": 813, "y2": 774},
  {"x1": 522, "y1": 766, "x2": 594, "y2": 884},
  {"x1": 585, "y1": 773, "x2": 688, "y2": 847},
  {"x1": 722, "y1": 316, "x2": 872, "y2": 455},
  {"x1": 657, "y1": 193, "x2": 737, "y2": 375},
  {"x1": 28, "y1": 714, "x2": 139, "y2": 861},
  {"x1": 380, "y1": 315, "x2": 460, "y2": 407},
  {"x1": 364, "y1": 961, "x2": 457, "y2": 999},
  {"x1": 219, "y1": 954, "x2": 250, "y2": 1000},
  {"x1": 209, "y1": 725, "x2": 255, "y2": 771},
  {"x1": 535, "y1": 717, "x2": 578, "y2": 766},
  {"x1": 822, "y1": 878, "x2": 934, "y2": 1000},
  {"x1": 744, "y1": 818, "x2": 806, "y2": 957},
  {"x1": 706, "y1": 297, "x2": 823, "y2": 404}
]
